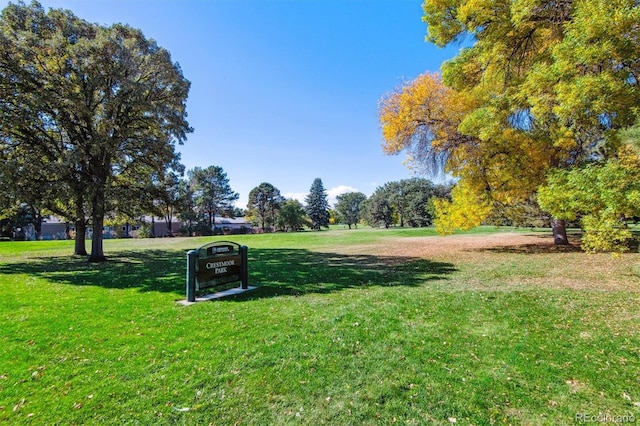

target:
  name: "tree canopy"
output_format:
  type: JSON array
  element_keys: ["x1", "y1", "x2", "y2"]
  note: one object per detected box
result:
[
  {"x1": 189, "y1": 166, "x2": 238, "y2": 232},
  {"x1": 380, "y1": 0, "x2": 640, "y2": 251},
  {"x1": 276, "y1": 199, "x2": 308, "y2": 232},
  {"x1": 363, "y1": 179, "x2": 450, "y2": 228},
  {"x1": 0, "y1": 1, "x2": 191, "y2": 259},
  {"x1": 335, "y1": 191, "x2": 367, "y2": 229},
  {"x1": 247, "y1": 182, "x2": 284, "y2": 231}
]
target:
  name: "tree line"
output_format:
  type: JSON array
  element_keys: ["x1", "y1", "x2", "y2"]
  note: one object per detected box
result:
[{"x1": 246, "y1": 177, "x2": 453, "y2": 232}]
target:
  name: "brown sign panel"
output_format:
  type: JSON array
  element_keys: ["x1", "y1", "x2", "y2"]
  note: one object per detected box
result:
[
  {"x1": 197, "y1": 254, "x2": 241, "y2": 289},
  {"x1": 195, "y1": 241, "x2": 246, "y2": 291}
]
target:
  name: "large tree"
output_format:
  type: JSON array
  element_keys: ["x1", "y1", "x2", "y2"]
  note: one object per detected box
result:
[
  {"x1": 275, "y1": 199, "x2": 308, "y2": 232},
  {"x1": 247, "y1": 182, "x2": 284, "y2": 231},
  {"x1": 0, "y1": 1, "x2": 191, "y2": 260},
  {"x1": 380, "y1": 0, "x2": 640, "y2": 249},
  {"x1": 363, "y1": 188, "x2": 394, "y2": 228},
  {"x1": 189, "y1": 166, "x2": 239, "y2": 233},
  {"x1": 400, "y1": 178, "x2": 443, "y2": 227},
  {"x1": 305, "y1": 178, "x2": 329, "y2": 231},
  {"x1": 177, "y1": 179, "x2": 197, "y2": 237},
  {"x1": 153, "y1": 170, "x2": 185, "y2": 237},
  {"x1": 335, "y1": 191, "x2": 367, "y2": 229}
]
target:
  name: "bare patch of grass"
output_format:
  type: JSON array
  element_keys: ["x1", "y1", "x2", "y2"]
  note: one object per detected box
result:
[{"x1": 335, "y1": 232, "x2": 640, "y2": 291}]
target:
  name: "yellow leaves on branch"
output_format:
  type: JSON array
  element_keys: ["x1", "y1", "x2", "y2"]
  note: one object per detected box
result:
[
  {"x1": 379, "y1": 72, "x2": 449, "y2": 154},
  {"x1": 378, "y1": 72, "x2": 477, "y2": 174},
  {"x1": 434, "y1": 180, "x2": 492, "y2": 235}
]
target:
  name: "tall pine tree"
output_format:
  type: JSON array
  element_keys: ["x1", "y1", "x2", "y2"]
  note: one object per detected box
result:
[{"x1": 305, "y1": 178, "x2": 329, "y2": 231}]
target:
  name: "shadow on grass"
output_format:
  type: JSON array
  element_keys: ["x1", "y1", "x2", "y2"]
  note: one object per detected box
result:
[
  {"x1": 476, "y1": 231, "x2": 640, "y2": 255},
  {"x1": 236, "y1": 249, "x2": 456, "y2": 301},
  {"x1": 468, "y1": 232, "x2": 584, "y2": 254},
  {"x1": 0, "y1": 248, "x2": 456, "y2": 299},
  {"x1": 479, "y1": 243, "x2": 584, "y2": 254}
]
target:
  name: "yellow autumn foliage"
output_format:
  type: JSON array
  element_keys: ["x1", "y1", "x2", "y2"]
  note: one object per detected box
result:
[{"x1": 433, "y1": 180, "x2": 493, "y2": 235}]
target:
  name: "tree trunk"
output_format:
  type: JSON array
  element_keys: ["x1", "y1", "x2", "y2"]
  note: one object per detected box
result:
[
  {"x1": 166, "y1": 209, "x2": 173, "y2": 236},
  {"x1": 74, "y1": 219, "x2": 88, "y2": 256},
  {"x1": 552, "y1": 218, "x2": 569, "y2": 245},
  {"x1": 89, "y1": 213, "x2": 106, "y2": 262},
  {"x1": 89, "y1": 188, "x2": 106, "y2": 262},
  {"x1": 30, "y1": 205, "x2": 43, "y2": 240},
  {"x1": 72, "y1": 193, "x2": 88, "y2": 255}
]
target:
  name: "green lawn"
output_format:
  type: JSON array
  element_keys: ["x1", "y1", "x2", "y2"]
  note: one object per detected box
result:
[{"x1": 1, "y1": 227, "x2": 639, "y2": 425}]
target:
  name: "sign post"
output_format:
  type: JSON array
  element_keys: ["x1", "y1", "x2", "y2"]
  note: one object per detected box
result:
[
  {"x1": 185, "y1": 241, "x2": 249, "y2": 303},
  {"x1": 186, "y1": 249, "x2": 198, "y2": 302}
]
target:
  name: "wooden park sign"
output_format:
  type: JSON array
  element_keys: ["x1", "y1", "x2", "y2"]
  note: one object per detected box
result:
[{"x1": 186, "y1": 241, "x2": 248, "y2": 302}]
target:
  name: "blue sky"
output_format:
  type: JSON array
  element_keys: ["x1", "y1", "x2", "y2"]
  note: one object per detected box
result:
[{"x1": 2, "y1": 0, "x2": 459, "y2": 207}]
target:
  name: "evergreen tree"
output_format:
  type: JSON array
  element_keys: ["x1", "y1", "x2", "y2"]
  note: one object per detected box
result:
[
  {"x1": 189, "y1": 166, "x2": 239, "y2": 234},
  {"x1": 305, "y1": 178, "x2": 329, "y2": 231}
]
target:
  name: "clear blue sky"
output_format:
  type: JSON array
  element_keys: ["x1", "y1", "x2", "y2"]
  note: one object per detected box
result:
[{"x1": 2, "y1": 0, "x2": 459, "y2": 207}]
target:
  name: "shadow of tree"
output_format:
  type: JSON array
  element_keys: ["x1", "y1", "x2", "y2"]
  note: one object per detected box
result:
[
  {"x1": 0, "y1": 249, "x2": 185, "y2": 292},
  {"x1": 468, "y1": 232, "x2": 584, "y2": 254},
  {"x1": 475, "y1": 230, "x2": 640, "y2": 254},
  {"x1": 237, "y1": 249, "x2": 457, "y2": 301},
  {"x1": 477, "y1": 243, "x2": 584, "y2": 254},
  {"x1": 0, "y1": 248, "x2": 457, "y2": 300}
]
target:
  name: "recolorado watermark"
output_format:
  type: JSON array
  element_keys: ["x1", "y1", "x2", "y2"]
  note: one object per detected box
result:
[{"x1": 575, "y1": 413, "x2": 636, "y2": 423}]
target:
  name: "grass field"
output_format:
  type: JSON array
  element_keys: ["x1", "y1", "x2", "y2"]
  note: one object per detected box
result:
[{"x1": 1, "y1": 227, "x2": 639, "y2": 425}]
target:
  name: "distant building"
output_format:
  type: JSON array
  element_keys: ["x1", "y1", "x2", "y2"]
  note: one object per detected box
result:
[
  {"x1": 38, "y1": 215, "x2": 252, "y2": 239},
  {"x1": 213, "y1": 216, "x2": 253, "y2": 234},
  {"x1": 41, "y1": 216, "x2": 72, "y2": 240}
]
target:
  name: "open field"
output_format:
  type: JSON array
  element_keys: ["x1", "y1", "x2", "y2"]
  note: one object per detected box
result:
[{"x1": 1, "y1": 227, "x2": 639, "y2": 425}]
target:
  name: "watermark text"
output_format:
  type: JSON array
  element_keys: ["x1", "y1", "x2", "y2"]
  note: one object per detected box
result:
[{"x1": 575, "y1": 413, "x2": 636, "y2": 423}]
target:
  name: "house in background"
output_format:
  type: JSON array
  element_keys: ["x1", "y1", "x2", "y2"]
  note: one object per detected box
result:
[
  {"x1": 40, "y1": 216, "x2": 72, "y2": 240},
  {"x1": 213, "y1": 216, "x2": 253, "y2": 235},
  {"x1": 38, "y1": 215, "x2": 253, "y2": 240}
]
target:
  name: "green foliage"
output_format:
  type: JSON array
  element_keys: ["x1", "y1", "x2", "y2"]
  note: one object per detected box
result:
[
  {"x1": 275, "y1": 199, "x2": 308, "y2": 232},
  {"x1": 305, "y1": 178, "x2": 330, "y2": 231},
  {"x1": 539, "y1": 155, "x2": 640, "y2": 252},
  {"x1": 620, "y1": 119, "x2": 640, "y2": 155},
  {"x1": 581, "y1": 213, "x2": 633, "y2": 254},
  {"x1": 153, "y1": 171, "x2": 185, "y2": 236},
  {"x1": 363, "y1": 190, "x2": 393, "y2": 228},
  {"x1": 366, "y1": 179, "x2": 452, "y2": 228},
  {"x1": 485, "y1": 197, "x2": 551, "y2": 228},
  {"x1": 379, "y1": 0, "x2": 640, "y2": 246},
  {"x1": 188, "y1": 166, "x2": 239, "y2": 233},
  {"x1": 137, "y1": 222, "x2": 153, "y2": 239},
  {"x1": 247, "y1": 182, "x2": 284, "y2": 231},
  {"x1": 0, "y1": 2, "x2": 191, "y2": 259},
  {"x1": 335, "y1": 192, "x2": 367, "y2": 229}
]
